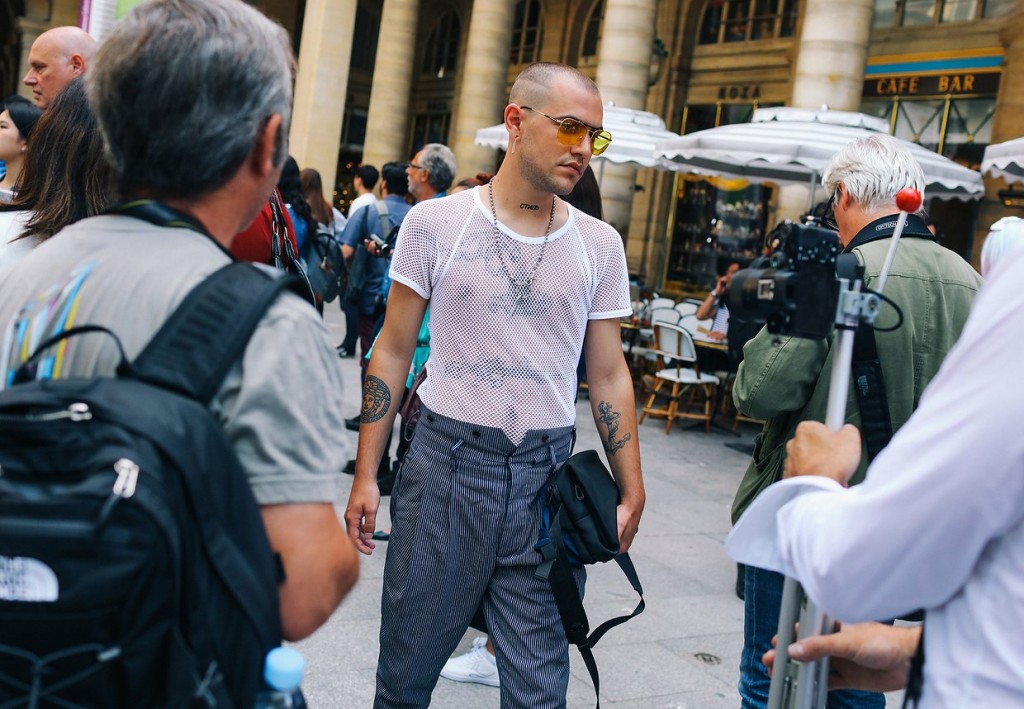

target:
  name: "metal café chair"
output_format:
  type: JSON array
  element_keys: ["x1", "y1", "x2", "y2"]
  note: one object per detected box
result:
[{"x1": 639, "y1": 323, "x2": 720, "y2": 434}]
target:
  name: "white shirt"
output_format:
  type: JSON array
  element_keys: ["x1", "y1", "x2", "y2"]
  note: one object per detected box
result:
[
  {"x1": 389, "y1": 187, "x2": 630, "y2": 443},
  {"x1": 347, "y1": 192, "x2": 377, "y2": 220},
  {"x1": 0, "y1": 210, "x2": 35, "y2": 271},
  {"x1": 765, "y1": 246, "x2": 1024, "y2": 707}
]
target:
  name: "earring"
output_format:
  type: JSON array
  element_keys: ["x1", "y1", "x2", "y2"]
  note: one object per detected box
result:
[{"x1": 511, "y1": 138, "x2": 517, "y2": 155}]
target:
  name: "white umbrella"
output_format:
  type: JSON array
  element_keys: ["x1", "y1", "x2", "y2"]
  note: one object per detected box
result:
[
  {"x1": 655, "y1": 107, "x2": 984, "y2": 204},
  {"x1": 981, "y1": 136, "x2": 1024, "y2": 186},
  {"x1": 474, "y1": 103, "x2": 682, "y2": 169}
]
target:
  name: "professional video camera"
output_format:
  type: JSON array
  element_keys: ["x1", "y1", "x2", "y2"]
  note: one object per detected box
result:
[{"x1": 725, "y1": 221, "x2": 840, "y2": 339}]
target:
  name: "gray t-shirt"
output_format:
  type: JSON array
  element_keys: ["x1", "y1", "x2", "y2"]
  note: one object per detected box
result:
[{"x1": 0, "y1": 214, "x2": 348, "y2": 505}]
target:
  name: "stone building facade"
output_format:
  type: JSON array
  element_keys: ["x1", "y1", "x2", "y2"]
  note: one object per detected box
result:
[{"x1": 6, "y1": 0, "x2": 1022, "y2": 291}]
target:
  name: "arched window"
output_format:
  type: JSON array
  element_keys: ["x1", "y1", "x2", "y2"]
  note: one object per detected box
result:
[
  {"x1": 872, "y1": 0, "x2": 1013, "y2": 28},
  {"x1": 350, "y1": 2, "x2": 380, "y2": 72},
  {"x1": 699, "y1": 0, "x2": 798, "y2": 44},
  {"x1": 423, "y1": 11, "x2": 461, "y2": 77},
  {"x1": 581, "y1": 0, "x2": 603, "y2": 60},
  {"x1": 510, "y1": 0, "x2": 544, "y2": 65}
]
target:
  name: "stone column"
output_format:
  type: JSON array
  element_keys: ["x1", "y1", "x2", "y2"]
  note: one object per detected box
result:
[
  {"x1": 595, "y1": 0, "x2": 658, "y2": 263},
  {"x1": 790, "y1": 0, "x2": 873, "y2": 110},
  {"x1": 450, "y1": 0, "x2": 516, "y2": 177},
  {"x1": 361, "y1": 0, "x2": 420, "y2": 170},
  {"x1": 289, "y1": 0, "x2": 358, "y2": 189},
  {"x1": 972, "y1": 10, "x2": 1024, "y2": 266}
]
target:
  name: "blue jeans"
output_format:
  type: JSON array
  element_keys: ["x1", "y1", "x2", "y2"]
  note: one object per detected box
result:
[{"x1": 739, "y1": 566, "x2": 885, "y2": 709}]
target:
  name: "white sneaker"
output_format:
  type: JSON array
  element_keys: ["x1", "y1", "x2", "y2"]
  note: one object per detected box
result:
[{"x1": 439, "y1": 637, "x2": 500, "y2": 687}]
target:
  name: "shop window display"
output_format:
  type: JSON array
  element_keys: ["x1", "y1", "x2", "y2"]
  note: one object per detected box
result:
[{"x1": 664, "y1": 177, "x2": 772, "y2": 295}]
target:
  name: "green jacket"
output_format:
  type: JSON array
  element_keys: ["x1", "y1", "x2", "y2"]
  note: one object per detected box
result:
[{"x1": 731, "y1": 225, "x2": 983, "y2": 524}]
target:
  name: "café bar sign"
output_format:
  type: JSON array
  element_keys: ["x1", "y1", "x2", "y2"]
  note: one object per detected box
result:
[{"x1": 863, "y1": 49, "x2": 1002, "y2": 98}]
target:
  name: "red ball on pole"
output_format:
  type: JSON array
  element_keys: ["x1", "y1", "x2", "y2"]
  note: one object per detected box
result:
[{"x1": 895, "y1": 187, "x2": 922, "y2": 213}]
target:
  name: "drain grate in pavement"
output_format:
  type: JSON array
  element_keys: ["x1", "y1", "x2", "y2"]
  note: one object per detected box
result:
[{"x1": 694, "y1": 652, "x2": 721, "y2": 665}]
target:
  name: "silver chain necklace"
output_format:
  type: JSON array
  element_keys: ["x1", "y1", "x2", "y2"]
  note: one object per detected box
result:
[{"x1": 488, "y1": 177, "x2": 555, "y2": 302}]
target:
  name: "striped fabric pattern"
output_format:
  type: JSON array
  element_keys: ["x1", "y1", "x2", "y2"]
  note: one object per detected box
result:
[{"x1": 375, "y1": 407, "x2": 583, "y2": 709}]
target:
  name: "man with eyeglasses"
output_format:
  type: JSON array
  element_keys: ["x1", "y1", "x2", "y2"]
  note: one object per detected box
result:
[
  {"x1": 345, "y1": 62, "x2": 644, "y2": 708},
  {"x1": 406, "y1": 143, "x2": 456, "y2": 203},
  {"x1": 730, "y1": 134, "x2": 982, "y2": 709}
]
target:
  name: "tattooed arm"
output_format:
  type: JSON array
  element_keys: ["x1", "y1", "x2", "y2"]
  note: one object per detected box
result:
[
  {"x1": 583, "y1": 317, "x2": 645, "y2": 552},
  {"x1": 344, "y1": 282, "x2": 427, "y2": 554}
]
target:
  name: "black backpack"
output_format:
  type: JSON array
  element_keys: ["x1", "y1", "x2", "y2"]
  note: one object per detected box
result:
[
  {"x1": 535, "y1": 449, "x2": 645, "y2": 708},
  {"x1": 306, "y1": 221, "x2": 347, "y2": 304},
  {"x1": 0, "y1": 263, "x2": 302, "y2": 707}
]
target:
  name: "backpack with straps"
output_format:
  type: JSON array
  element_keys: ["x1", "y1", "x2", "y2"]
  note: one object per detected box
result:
[
  {"x1": 343, "y1": 201, "x2": 396, "y2": 306},
  {"x1": 0, "y1": 262, "x2": 302, "y2": 707},
  {"x1": 305, "y1": 221, "x2": 347, "y2": 304},
  {"x1": 535, "y1": 449, "x2": 645, "y2": 708}
]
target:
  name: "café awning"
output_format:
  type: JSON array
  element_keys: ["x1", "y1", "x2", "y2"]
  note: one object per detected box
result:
[
  {"x1": 655, "y1": 107, "x2": 984, "y2": 203},
  {"x1": 981, "y1": 136, "x2": 1024, "y2": 186}
]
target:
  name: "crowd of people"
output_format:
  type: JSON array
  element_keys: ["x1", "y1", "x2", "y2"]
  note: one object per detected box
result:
[{"x1": 0, "y1": 1, "x2": 1022, "y2": 707}]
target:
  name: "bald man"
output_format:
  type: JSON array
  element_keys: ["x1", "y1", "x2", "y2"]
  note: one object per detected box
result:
[
  {"x1": 23, "y1": 26, "x2": 97, "y2": 109},
  {"x1": 345, "y1": 62, "x2": 644, "y2": 707}
]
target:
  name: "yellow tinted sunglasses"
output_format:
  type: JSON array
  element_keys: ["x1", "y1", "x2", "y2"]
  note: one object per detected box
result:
[{"x1": 521, "y1": 106, "x2": 613, "y2": 157}]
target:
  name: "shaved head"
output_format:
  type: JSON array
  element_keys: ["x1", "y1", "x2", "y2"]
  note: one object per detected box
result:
[
  {"x1": 23, "y1": 26, "x2": 97, "y2": 109},
  {"x1": 509, "y1": 62, "x2": 599, "y2": 109}
]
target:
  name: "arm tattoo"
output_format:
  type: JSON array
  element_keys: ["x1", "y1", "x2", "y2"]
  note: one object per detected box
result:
[
  {"x1": 360, "y1": 375, "x2": 391, "y2": 423},
  {"x1": 598, "y1": 401, "x2": 632, "y2": 456}
]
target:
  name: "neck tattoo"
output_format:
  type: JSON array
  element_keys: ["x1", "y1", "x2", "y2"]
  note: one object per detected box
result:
[
  {"x1": 519, "y1": 203, "x2": 539, "y2": 211},
  {"x1": 488, "y1": 177, "x2": 555, "y2": 304}
]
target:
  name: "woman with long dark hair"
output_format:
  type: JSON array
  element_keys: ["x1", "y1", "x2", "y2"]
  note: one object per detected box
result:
[
  {"x1": 277, "y1": 156, "x2": 315, "y2": 254},
  {"x1": 0, "y1": 78, "x2": 115, "y2": 269}
]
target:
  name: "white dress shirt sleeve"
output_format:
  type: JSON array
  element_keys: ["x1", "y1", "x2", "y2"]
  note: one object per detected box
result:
[{"x1": 776, "y1": 246, "x2": 1024, "y2": 623}]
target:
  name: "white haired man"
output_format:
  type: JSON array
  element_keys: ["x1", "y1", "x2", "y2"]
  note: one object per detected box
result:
[
  {"x1": 345, "y1": 62, "x2": 644, "y2": 708},
  {"x1": 759, "y1": 231, "x2": 1024, "y2": 706},
  {"x1": 731, "y1": 134, "x2": 983, "y2": 709}
]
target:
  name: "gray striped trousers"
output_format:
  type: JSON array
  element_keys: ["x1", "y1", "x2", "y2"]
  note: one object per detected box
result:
[{"x1": 374, "y1": 406, "x2": 583, "y2": 709}]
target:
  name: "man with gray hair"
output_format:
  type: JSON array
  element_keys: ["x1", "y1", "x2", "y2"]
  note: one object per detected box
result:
[
  {"x1": 22, "y1": 26, "x2": 97, "y2": 109},
  {"x1": 730, "y1": 133, "x2": 983, "y2": 709},
  {"x1": 406, "y1": 142, "x2": 456, "y2": 202},
  {"x1": 0, "y1": 0, "x2": 357, "y2": 662}
]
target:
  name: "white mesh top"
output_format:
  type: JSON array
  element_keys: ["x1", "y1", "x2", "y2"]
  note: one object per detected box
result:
[{"x1": 389, "y1": 186, "x2": 631, "y2": 443}]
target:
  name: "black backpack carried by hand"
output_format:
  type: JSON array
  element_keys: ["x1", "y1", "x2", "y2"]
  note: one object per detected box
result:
[
  {"x1": 535, "y1": 449, "x2": 645, "y2": 708},
  {"x1": 0, "y1": 263, "x2": 300, "y2": 708}
]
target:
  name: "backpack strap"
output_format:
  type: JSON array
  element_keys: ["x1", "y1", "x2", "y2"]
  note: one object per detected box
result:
[
  {"x1": 850, "y1": 324, "x2": 894, "y2": 461},
  {"x1": 374, "y1": 200, "x2": 392, "y2": 238},
  {"x1": 535, "y1": 539, "x2": 645, "y2": 708},
  {"x1": 131, "y1": 262, "x2": 304, "y2": 404},
  {"x1": 902, "y1": 619, "x2": 926, "y2": 708},
  {"x1": 836, "y1": 253, "x2": 894, "y2": 462}
]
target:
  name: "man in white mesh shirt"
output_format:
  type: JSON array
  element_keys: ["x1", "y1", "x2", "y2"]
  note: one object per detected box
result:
[{"x1": 345, "y1": 62, "x2": 645, "y2": 708}]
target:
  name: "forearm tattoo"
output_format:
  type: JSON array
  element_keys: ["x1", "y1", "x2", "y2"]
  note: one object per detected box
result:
[
  {"x1": 360, "y1": 375, "x2": 391, "y2": 424},
  {"x1": 598, "y1": 401, "x2": 632, "y2": 456}
]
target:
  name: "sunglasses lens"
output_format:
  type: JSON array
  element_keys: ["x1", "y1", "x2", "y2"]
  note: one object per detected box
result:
[
  {"x1": 592, "y1": 131, "x2": 612, "y2": 156},
  {"x1": 557, "y1": 119, "x2": 586, "y2": 146}
]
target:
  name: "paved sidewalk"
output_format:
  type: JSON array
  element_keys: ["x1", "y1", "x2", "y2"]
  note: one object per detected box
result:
[{"x1": 299, "y1": 306, "x2": 903, "y2": 708}]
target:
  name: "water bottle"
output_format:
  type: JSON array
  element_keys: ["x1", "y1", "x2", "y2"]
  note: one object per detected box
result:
[{"x1": 254, "y1": 647, "x2": 308, "y2": 708}]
